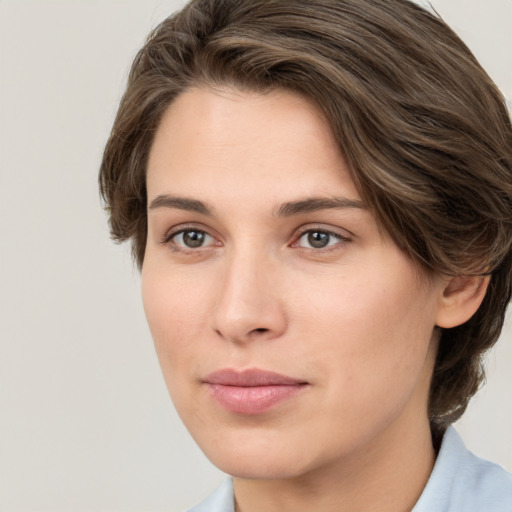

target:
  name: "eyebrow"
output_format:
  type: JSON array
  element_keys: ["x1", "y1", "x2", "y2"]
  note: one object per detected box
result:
[
  {"x1": 148, "y1": 195, "x2": 214, "y2": 215},
  {"x1": 148, "y1": 194, "x2": 365, "y2": 217},
  {"x1": 275, "y1": 196, "x2": 366, "y2": 216}
]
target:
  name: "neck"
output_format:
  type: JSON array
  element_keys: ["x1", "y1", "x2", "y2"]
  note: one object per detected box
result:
[{"x1": 233, "y1": 415, "x2": 435, "y2": 512}]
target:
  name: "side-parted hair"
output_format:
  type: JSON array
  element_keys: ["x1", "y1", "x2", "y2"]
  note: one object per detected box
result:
[{"x1": 99, "y1": 0, "x2": 512, "y2": 426}]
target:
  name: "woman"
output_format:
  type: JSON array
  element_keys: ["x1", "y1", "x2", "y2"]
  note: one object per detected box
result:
[{"x1": 99, "y1": 0, "x2": 512, "y2": 510}]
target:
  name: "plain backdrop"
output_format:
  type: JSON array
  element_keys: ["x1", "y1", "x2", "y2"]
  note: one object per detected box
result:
[{"x1": 1, "y1": 1, "x2": 511, "y2": 510}]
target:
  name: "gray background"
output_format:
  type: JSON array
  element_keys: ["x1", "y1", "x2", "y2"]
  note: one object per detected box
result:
[{"x1": 1, "y1": 1, "x2": 511, "y2": 510}]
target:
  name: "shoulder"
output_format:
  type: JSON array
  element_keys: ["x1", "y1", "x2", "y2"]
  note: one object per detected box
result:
[
  {"x1": 413, "y1": 427, "x2": 512, "y2": 512},
  {"x1": 186, "y1": 478, "x2": 235, "y2": 512},
  {"x1": 460, "y1": 446, "x2": 512, "y2": 510}
]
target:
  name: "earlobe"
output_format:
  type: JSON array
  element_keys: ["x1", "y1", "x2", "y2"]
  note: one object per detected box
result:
[{"x1": 435, "y1": 275, "x2": 490, "y2": 329}]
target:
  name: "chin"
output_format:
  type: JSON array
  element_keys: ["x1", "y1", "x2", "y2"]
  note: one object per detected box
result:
[
  {"x1": 192, "y1": 426, "x2": 322, "y2": 480},
  {"x1": 209, "y1": 450, "x2": 308, "y2": 480}
]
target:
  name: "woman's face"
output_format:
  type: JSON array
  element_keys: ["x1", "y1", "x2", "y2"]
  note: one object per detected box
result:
[{"x1": 142, "y1": 87, "x2": 445, "y2": 479}]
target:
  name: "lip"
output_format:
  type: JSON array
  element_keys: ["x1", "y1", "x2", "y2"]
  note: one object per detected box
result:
[{"x1": 203, "y1": 368, "x2": 309, "y2": 415}]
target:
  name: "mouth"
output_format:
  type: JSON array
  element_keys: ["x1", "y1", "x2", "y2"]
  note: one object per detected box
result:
[{"x1": 202, "y1": 368, "x2": 309, "y2": 415}]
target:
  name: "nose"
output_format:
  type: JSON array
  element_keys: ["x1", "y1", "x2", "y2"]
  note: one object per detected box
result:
[{"x1": 212, "y1": 249, "x2": 288, "y2": 344}]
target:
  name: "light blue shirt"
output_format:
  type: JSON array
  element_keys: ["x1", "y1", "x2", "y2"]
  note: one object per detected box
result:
[{"x1": 187, "y1": 427, "x2": 512, "y2": 511}]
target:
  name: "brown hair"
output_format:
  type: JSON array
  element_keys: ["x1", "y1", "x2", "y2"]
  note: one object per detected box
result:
[{"x1": 99, "y1": 0, "x2": 512, "y2": 426}]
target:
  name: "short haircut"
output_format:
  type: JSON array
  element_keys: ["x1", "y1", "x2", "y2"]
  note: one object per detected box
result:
[{"x1": 99, "y1": 0, "x2": 512, "y2": 426}]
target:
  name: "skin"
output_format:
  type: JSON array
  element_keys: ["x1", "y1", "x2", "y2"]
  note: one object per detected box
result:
[{"x1": 142, "y1": 87, "x2": 486, "y2": 512}]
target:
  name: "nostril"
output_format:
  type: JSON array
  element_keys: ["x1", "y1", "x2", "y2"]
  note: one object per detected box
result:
[{"x1": 252, "y1": 328, "x2": 269, "y2": 334}]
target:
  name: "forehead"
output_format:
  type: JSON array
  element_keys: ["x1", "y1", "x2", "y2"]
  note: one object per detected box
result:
[{"x1": 146, "y1": 86, "x2": 360, "y2": 204}]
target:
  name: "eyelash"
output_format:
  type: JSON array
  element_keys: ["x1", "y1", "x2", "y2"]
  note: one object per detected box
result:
[{"x1": 161, "y1": 226, "x2": 351, "y2": 254}]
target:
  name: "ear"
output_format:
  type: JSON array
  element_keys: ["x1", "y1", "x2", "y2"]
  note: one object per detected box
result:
[{"x1": 435, "y1": 275, "x2": 490, "y2": 329}]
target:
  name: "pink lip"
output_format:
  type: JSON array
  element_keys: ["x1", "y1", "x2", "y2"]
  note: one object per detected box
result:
[{"x1": 203, "y1": 368, "x2": 308, "y2": 415}]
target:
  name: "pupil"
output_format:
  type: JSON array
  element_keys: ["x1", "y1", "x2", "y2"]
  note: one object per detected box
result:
[
  {"x1": 183, "y1": 231, "x2": 204, "y2": 248},
  {"x1": 308, "y1": 231, "x2": 329, "y2": 248}
]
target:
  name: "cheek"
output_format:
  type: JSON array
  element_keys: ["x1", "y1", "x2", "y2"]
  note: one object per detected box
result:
[
  {"x1": 295, "y1": 267, "x2": 437, "y2": 407},
  {"x1": 141, "y1": 266, "x2": 217, "y2": 431},
  {"x1": 141, "y1": 263, "x2": 211, "y2": 382}
]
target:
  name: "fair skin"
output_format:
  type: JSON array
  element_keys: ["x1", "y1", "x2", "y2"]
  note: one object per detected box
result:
[{"x1": 142, "y1": 87, "x2": 487, "y2": 512}]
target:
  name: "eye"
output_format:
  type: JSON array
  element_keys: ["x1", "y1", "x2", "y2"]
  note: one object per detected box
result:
[
  {"x1": 168, "y1": 229, "x2": 215, "y2": 249},
  {"x1": 295, "y1": 229, "x2": 348, "y2": 250}
]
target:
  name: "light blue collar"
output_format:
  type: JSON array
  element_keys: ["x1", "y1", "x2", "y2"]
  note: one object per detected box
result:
[{"x1": 412, "y1": 426, "x2": 512, "y2": 511}]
